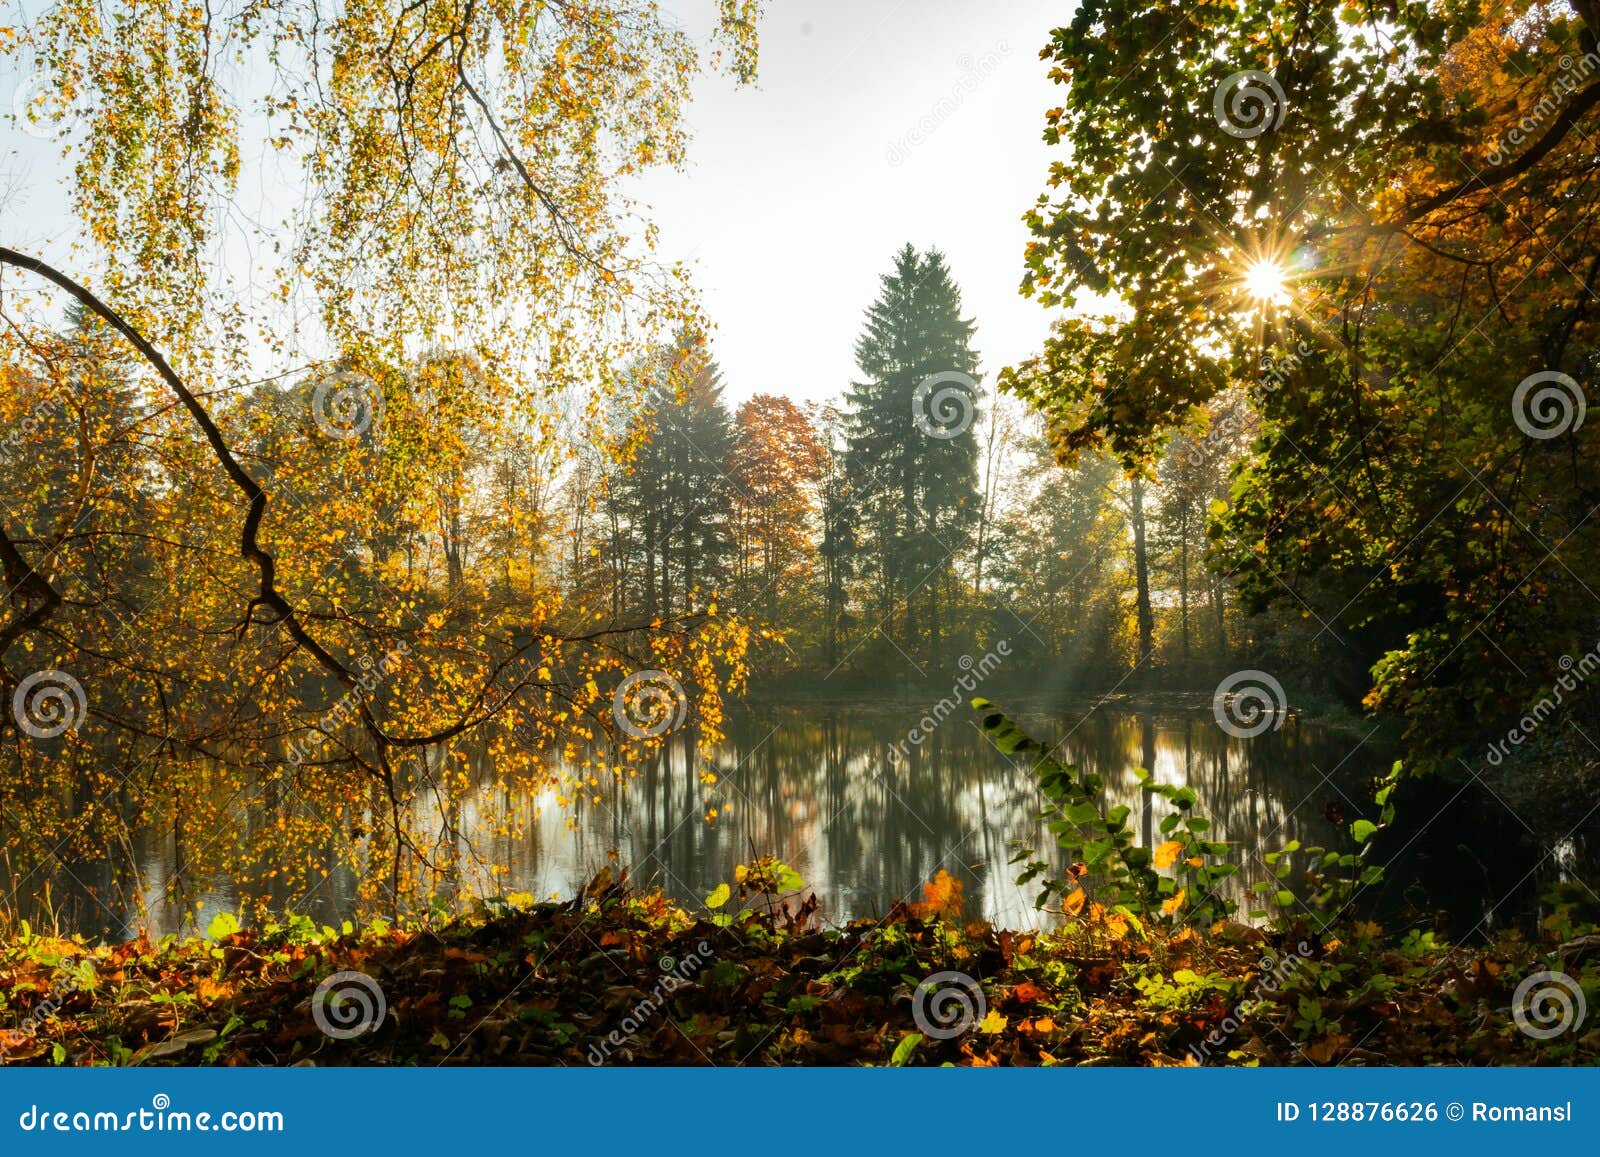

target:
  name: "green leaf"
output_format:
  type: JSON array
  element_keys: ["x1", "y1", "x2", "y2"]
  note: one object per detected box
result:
[
  {"x1": 770, "y1": 861, "x2": 805, "y2": 893},
  {"x1": 889, "y1": 1033, "x2": 923, "y2": 1066},
  {"x1": 1066, "y1": 801, "x2": 1101, "y2": 825},
  {"x1": 705, "y1": 883, "x2": 731, "y2": 909},
  {"x1": 1083, "y1": 839, "x2": 1115, "y2": 865},
  {"x1": 206, "y1": 911, "x2": 240, "y2": 941},
  {"x1": 1350, "y1": 819, "x2": 1378, "y2": 844}
]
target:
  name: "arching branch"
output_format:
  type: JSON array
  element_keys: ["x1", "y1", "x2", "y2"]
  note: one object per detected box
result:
[
  {"x1": 1396, "y1": 82, "x2": 1600, "y2": 225},
  {"x1": 0, "y1": 248, "x2": 394, "y2": 754}
]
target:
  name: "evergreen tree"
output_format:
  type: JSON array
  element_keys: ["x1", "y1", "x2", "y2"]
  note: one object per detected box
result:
[
  {"x1": 612, "y1": 337, "x2": 735, "y2": 618},
  {"x1": 841, "y1": 245, "x2": 982, "y2": 666}
]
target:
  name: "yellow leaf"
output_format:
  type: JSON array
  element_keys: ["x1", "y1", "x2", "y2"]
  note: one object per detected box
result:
[
  {"x1": 978, "y1": 1010, "x2": 1008, "y2": 1034},
  {"x1": 1153, "y1": 840, "x2": 1183, "y2": 870},
  {"x1": 1161, "y1": 888, "x2": 1187, "y2": 916}
]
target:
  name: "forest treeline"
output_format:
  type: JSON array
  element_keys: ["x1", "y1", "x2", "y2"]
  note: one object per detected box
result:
[
  {"x1": 557, "y1": 244, "x2": 1289, "y2": 694},
  {"x1": 3, "y1": 247, "x2": 1279, "y2": 699}
]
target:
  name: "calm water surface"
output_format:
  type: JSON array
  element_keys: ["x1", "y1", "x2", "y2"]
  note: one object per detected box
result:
[{"x1": 44, "y1": 697, "x2": 1592, "y2": 939}]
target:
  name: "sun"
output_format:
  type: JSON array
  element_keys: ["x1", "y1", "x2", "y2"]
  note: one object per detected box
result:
[{"x1": 1242, "y1": 259, "x2": 1290, "y2": 305}]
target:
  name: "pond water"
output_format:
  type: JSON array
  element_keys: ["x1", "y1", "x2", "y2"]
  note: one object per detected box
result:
[{"x1": 36, "y1": 695, "x2": 1593, "y2": 940}]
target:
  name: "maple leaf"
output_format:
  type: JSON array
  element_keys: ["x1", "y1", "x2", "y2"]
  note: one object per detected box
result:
[{"x1": 910, "y1": 869, "x2": 965, "y2": 922}]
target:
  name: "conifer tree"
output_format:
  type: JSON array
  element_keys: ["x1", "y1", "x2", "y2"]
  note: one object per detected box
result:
[{"x1": 842, "y1": 245, "x2": 982, "y2": 665}]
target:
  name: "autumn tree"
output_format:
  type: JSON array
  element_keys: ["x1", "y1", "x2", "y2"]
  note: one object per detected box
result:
[
  {"x1": 0, "y1": 1, "x2": 763, "y2": 925},
  {"x1": 1005, "y1": 0, "x2": 1600, "y2": 775},
  {"x1": 992, "y1": 432, "x2": 1128, "y2": 679},
  {"x1": 727, "y1": 395, "x2": 826, "y2": 627}
]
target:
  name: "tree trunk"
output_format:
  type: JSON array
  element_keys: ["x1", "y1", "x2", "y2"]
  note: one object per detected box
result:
[
  {"x1": 1130, "y1": 474, "x2": 1155, "y2": 682},
  {"x1": 1178, "y1": 500, "x2": 1191, "y2": 675}
]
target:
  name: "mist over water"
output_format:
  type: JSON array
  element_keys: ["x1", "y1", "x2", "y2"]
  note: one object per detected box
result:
[{"x1": 41, "y1": 697, "x2": 1585, "y2": 941}]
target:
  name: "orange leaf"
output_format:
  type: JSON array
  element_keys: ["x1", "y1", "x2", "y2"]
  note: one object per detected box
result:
[
  {"x1": 1062, "y1": 887, "x2": 1088, "y2": 916},
  {"x1": 1153, "y1": 841, "x2": 1183, "y2": 870},
  {"x1": 910, "y1": 869, "x2": 965, "y2": 921},
  {"x1": 1161, "y1": 888, "x2": 1187, "y2": 916}
]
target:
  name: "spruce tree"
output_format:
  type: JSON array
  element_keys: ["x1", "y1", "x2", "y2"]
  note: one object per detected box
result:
[
  {"x1": 613, "y1": 337, "x2": 735, "y2": 618},
  {"x1": 841, "y1": 245, "x2": 982, "y2": 666}
]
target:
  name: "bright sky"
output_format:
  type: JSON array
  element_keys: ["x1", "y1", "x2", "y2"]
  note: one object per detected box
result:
[
  {"x1": 2, "y1": 0, "x2": 1072, "y2": 405},
  {"x1": 647, "y1": 0, "x2": 1070, "y2": 405}
]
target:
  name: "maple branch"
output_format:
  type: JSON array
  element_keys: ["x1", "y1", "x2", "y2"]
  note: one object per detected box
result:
[{"x1": 1396, "y1": 82, "x2": 1600, "y2": 225}]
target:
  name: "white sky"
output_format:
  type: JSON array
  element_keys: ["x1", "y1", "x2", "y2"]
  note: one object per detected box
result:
[
  {"x1": 2, "y1": 0, "x2": 1073, "y2": 406},
  {"x1": 644, "y1": 0, "x2": 1070, "y2": 404}
]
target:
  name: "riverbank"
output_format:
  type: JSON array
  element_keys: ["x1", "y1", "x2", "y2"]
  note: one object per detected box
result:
[
  {"x1": 741, "y1": 673, "x2": 1386, "y2": 738},
  {"x1": 3, "y1": 880, "x2": 1595, "y2": 1066}
]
